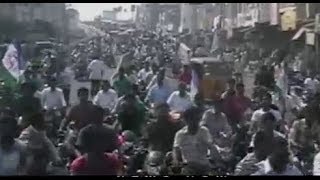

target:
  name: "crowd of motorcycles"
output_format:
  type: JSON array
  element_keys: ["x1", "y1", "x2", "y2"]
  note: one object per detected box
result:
[
  {"x1": 15, "y1": 29, "x2": 320, "y2": 176},
  {"x1": 42, "y1": 32, "x2": 181, "y2": 175}
]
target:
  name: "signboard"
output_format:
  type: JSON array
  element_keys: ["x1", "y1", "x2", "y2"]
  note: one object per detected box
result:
[
  {"x1": 280, "y1": 8, "x2": 296, "y2": 31},
  {"x1": 306, "y1": 32, "x2": 315, "y2": 45}
]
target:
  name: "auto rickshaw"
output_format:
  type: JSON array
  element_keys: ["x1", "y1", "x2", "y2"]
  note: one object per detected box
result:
[{"x1": 190, "y1": 57, "x2": 233, "y2": 102}]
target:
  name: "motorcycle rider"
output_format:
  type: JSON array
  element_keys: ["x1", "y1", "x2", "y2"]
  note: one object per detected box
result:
[
  {"x1": 234, "y1": 130, "x2": 274, "y2": 175},
  {"x1": 145, "y1": 103, "x2": 183, "y2": 153},
  {"x1": 19, "y1": 113, "x2": 61, "y2": 175},
  {"x1": 70, "y1": 114, "x2": 123, "y2": 175},
  {"x1": 60, "y1": 87, "x2": 95, "y2": 131},
  {"x1": 93, "y1": 80, "x2": 118, "y2": 115},
  {"x1": 249, "y1": 93, "x2": 282, "y2": 134},
  {"x1": 137, "y1": 61, "x2": 152, "y2": 83},
  {"x1": 116, "y1": 92, "x2": 146, "y2": 136},
  {"x1": 252, "y1": 136, "x2": 302, "y2": 175},
  {"x1": 167, "y1": 82, "x2": 192, "y2": 113},
  {"x1": 0, "y1": 116, "x2": 27, "y2": 175},
  {"x1": 76, "y1": 106, "x2": 119, "y2": 154},
  {"x1": 173, "y1": 106, "x2": 222, "y2": 175},
  {"x1": 200, "y1": 99, "x2": 232, "y2": 147},
  {"x1": 112, "y1": 67, "x2": 132, "y2": 97},
  {"x1": 147, "y1": 68, "x2": 178, "y2": 95},
  {"x1": 229, "y1": 83, "x2": 252, "y2": 130},
  {"x1": 288, "y1": 113, "x2": 315, "y2": 169},
  {"x1": 145, "y1": 74, "x2": 171, "y2": 107},
  {"x1": 249, "y1": 112, "x2": 285, "y2": 149},
  {"x1": 41, "y1": 76, "x2": 66, "y2": 111}
]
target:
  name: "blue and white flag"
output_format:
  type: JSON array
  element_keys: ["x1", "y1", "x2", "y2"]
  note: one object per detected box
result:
[{"x1": 1, "y1": 41, "x2": 25, "y2": 80}]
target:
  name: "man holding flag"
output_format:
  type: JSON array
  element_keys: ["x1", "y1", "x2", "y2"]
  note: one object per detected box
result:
[{"x1": 0, "y1": 39, "x2": 26, "y2": 107}]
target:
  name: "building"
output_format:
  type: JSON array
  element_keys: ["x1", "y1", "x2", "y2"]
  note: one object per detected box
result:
[
  {"x1": 0, "y1": 3, "x2": 67, "y2": 40},
  {"x1": 66, "y1": 8, "x2": 80, "y2": 32}
]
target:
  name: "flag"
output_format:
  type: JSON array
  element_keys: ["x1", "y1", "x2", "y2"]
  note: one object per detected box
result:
[
  {"x1": 2, "y1": 41, "x2": 25, "y2": 80},
  {"x1": 1, "y1": 41, "x2": 25, "y2": 92}
]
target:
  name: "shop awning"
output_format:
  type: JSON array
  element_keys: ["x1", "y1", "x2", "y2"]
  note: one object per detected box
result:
[{"x1": 292, "y1": 22, "x2": 314, "y2": 41}]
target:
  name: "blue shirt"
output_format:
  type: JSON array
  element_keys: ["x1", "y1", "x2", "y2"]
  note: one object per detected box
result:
[{"x1": 145, "y1": 84, "x2": 171, "y2": 105}]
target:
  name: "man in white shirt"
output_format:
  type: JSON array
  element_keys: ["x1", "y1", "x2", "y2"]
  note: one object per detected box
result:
[
  {"x1": 173, "y1": 107, "x2": 222, "y2": 175},
  {"x1": 41, "y1": 77, "x2": 66, "y2": 111},
  {"x1": 167, "y1": 82, "x2": 192, "y2": 113},
  {"x1": 87, "y1": 57, "x2": 105, "y2": 96},
  {"x1": 137, "y1": 61, "x2": 152, "y2": 82},
  {"x1": 93, "y1": 80, "x2": 118, "y2": 113},
  {"x1": 250, "y1": 93, "x2": 282, "y2": 134},
  {"x1": 304, "y1": 74, "x2": 320, "y2": 95}
]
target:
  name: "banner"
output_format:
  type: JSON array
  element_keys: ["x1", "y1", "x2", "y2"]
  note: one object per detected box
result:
[
  {"x1": 306, "y1": 32, "x2": 315, "y2": 45},
  {"x1": 280, "y1": 8, "x2": 297, "y2": 31}
]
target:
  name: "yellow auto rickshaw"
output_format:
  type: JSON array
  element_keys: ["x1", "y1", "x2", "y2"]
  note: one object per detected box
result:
[{"x1": 191, "y1": 57, "x2": 233, "y2": 101}]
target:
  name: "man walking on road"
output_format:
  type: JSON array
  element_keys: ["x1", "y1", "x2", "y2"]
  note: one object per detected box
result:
[{"x1": 88, "y1": 56, "x2": 105, "y2": 96}]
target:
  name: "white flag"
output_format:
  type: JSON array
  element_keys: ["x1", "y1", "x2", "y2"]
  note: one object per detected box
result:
[{"x1": 2, "y1": 44, "x2": 20, "y2": 80}]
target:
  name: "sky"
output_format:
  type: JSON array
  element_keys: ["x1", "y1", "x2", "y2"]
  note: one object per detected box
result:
[{"x1": 71, "y1": 3, "x2": 139, "y2": 21}]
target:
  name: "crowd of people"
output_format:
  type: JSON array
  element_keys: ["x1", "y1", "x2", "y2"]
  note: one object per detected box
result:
[{"x1": 1, "y1": 28, "x2": 320, "y2": 176}]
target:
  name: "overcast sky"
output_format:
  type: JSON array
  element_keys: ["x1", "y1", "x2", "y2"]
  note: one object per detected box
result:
[{"x1": 71, "y1": 3, "x2": 140, "y2": 21}]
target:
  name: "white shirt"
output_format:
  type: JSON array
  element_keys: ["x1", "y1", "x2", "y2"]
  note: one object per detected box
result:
[
  {"x1": 41, "y1": 87, "x2": 66, "y2": 110},
  {"x1": 304, "y1": 78, "x2": 319, "y2": 94},
  {"x1": 93, "y1": 89, "x2": 118, "y2": 110},
  {"x1": 250, "y1": 108, "x2": 282, "y2": 133},
  {"x1": 167, "y1": 91, "x2": 192, "y2": 112},
  {"x1": 173, "y1": 126, "x2": 212, "y2": 166},
  {"x1": 251, "y1": 108, "x2": 282, "y2": 123},
  {"x1": 137, "y1": 68, "x2": 152, "y2": 82},
  {"x1": 88, "y1": 59, "x2": 105, "y2": 80}
]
